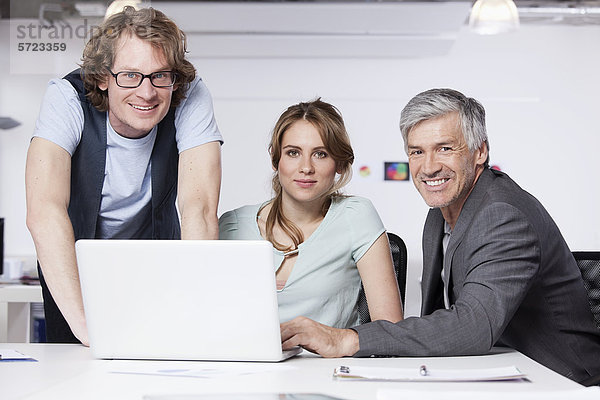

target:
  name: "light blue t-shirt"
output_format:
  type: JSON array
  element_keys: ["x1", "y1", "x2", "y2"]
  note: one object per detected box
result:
[
  {"x1": 219, "y1": 196, "x2": 386, "y2": 328},
  {"x1": 33, "y1": 76, "x2": 223, "y2": 238}
]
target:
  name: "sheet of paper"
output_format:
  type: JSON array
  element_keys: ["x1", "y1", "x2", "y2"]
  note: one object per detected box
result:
[
  {"x1": 334, "y1": 365, "x2": 526, "y2": 382},
  {"x1": 378, "y1": 387, "x2": 600, "y2": 400},
  {"x1": 144, "y1": 394, "x2": 346, "y2": 400},
  {"x1": 111, "y1": 363, "x2": 296, "y2": 379},
  {"x1": 0, "y1": 349, "x2": 37, "y2": 362}
]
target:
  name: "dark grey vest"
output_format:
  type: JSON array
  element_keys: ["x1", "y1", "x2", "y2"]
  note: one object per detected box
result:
[{"x1": 63, "y1": 69, "x2": 180, "y2": 240}]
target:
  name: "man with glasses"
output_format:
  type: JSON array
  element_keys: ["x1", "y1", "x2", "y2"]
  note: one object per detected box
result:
[{"x1": 25, "y1": 7, "x2": 223, "y2": 344}]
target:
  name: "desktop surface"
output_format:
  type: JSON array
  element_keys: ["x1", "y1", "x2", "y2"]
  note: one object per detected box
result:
[{"x1": 0, "y1": 343, "x2": 585, "y2": 400}]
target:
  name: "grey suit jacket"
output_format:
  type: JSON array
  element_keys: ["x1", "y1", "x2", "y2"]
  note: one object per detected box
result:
[{"x1": 354, "y1": 168, "x2": 600, "y2": 382}]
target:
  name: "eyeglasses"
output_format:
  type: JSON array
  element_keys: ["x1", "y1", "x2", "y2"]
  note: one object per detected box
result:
[{"x1": 105, "y1": 67, "x2": 177, "y2": 88}]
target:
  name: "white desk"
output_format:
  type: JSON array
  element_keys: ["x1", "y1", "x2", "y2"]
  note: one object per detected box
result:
[
  {"x1": 0, "y1": 344, "x2": 584, "y2": 400},
  {"x1": 0, "y1": 284, "x2": 43, "y2": 343}
]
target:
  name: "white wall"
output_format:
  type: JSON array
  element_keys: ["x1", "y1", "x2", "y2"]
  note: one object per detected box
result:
[
  {"x1": 189, "y1": 23, "x2": 600, "y2": 315},
  {"x1": 1, "y1": 10, "x2": 599, "y2": 316}
]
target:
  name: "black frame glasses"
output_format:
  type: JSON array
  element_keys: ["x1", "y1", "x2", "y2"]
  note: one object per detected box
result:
[{"x1": 105, "y1": 67, "x2": 177, "y2": 88}]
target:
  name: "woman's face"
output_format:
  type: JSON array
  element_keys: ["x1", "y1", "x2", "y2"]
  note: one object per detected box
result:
[{"x1": 276, "y1": 120, "x2": 338, "y2": 209}]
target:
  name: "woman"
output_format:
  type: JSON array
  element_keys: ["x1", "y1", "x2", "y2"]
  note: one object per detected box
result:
[{"x1": 219, "y1": 99, "x2": 403, "y2": 328}]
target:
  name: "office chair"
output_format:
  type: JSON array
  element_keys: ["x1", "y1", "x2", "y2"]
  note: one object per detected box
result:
[
  {"x1": 572, "y1": 251, "x2": 600, "y2": 387},
  {"x1": 572, "y1": 251, "x2": 600, "y2": 330},
  {"x1": 357, "y1": 232, "x2": 407, "y2": 324}
]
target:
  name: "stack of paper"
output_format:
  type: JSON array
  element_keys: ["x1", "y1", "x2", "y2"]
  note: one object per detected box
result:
[
  {"x1": 378, "y1": 388, "x2": 600, "y2": 400},
  {"x1": 333, "y1": 365, "x2": 526, "y2": 382},
  {"x1": 0, "y1": 349, "x2": 36, "y2": 362}
]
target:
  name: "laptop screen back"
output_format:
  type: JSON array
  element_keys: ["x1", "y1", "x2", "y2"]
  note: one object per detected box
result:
[{"x1": 76, "y1": 239, "x2": 290, "y2": 361}]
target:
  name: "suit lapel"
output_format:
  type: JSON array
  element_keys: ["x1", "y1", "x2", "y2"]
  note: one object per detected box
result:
[{"x1": 443, "y1": 168, "x2": 495, "y2": 304}]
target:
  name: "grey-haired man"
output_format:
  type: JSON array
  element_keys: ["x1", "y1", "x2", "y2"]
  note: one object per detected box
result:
[{"x1": 281, "y1": 88, "x2": 600, "y2": 383}]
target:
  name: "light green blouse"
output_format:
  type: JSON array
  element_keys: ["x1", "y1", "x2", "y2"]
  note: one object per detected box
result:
[{"x1": 218, "y1": 196, "x2": 385, "y2": 328}]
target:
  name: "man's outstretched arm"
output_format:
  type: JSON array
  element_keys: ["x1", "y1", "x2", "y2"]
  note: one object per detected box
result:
[
  {"x1": 178, "y1": 141, "x2": 221, "y2": 240},
  {"x1": 26, "y1": 137, "x2": 88, "y2": 345}
]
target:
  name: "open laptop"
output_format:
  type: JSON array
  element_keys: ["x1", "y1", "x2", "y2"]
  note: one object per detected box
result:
[{"x1": 75, "y1": 239, "x2": 302, "y2": 362}]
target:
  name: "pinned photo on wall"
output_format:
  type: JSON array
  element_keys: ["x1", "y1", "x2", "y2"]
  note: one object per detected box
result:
[{"x1": 384, "y1": 162, "x2": 410, "y2": 181}]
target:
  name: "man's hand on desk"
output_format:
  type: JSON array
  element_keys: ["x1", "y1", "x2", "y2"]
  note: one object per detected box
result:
[{"x1": 280, "y1": 316, "x2": 359, "y2": 357}]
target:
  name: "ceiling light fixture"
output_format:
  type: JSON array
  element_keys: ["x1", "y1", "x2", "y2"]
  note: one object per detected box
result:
[{"x1": 469, "y1": 0, "x2": 520, "y2": 34}]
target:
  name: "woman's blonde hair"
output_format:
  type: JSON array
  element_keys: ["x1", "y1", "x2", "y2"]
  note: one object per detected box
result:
[
  {"x1": 81, "y1": 6, "x2": 196, "y2": 111},
  {"x1": 265, "y1": 98, "x2": 354, "y2": 252}
]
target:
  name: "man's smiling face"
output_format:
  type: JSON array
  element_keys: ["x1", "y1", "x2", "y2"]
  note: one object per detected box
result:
[
  {"x1": 407, "y1": 112, "x2": 487, "y2": 223},
  {"x1": 98, "y1": 33, "x2": 175, "y2": 139}
]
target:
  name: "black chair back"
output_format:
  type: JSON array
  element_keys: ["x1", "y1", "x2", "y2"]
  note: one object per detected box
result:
[
  {"x1": 572, "y1": 251, "x2": 600, "y2": 331},
  {"x1": 573, "y1": 252, "x2": 600, "y2": 387},
  {"x1": 357, "y1": 232, "x2": 407, "y2": 324}
]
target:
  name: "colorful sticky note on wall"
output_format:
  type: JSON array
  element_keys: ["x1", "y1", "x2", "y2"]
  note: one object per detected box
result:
[{"x1": 358, "y1": 165, "x2": 371, "y2": 177}]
